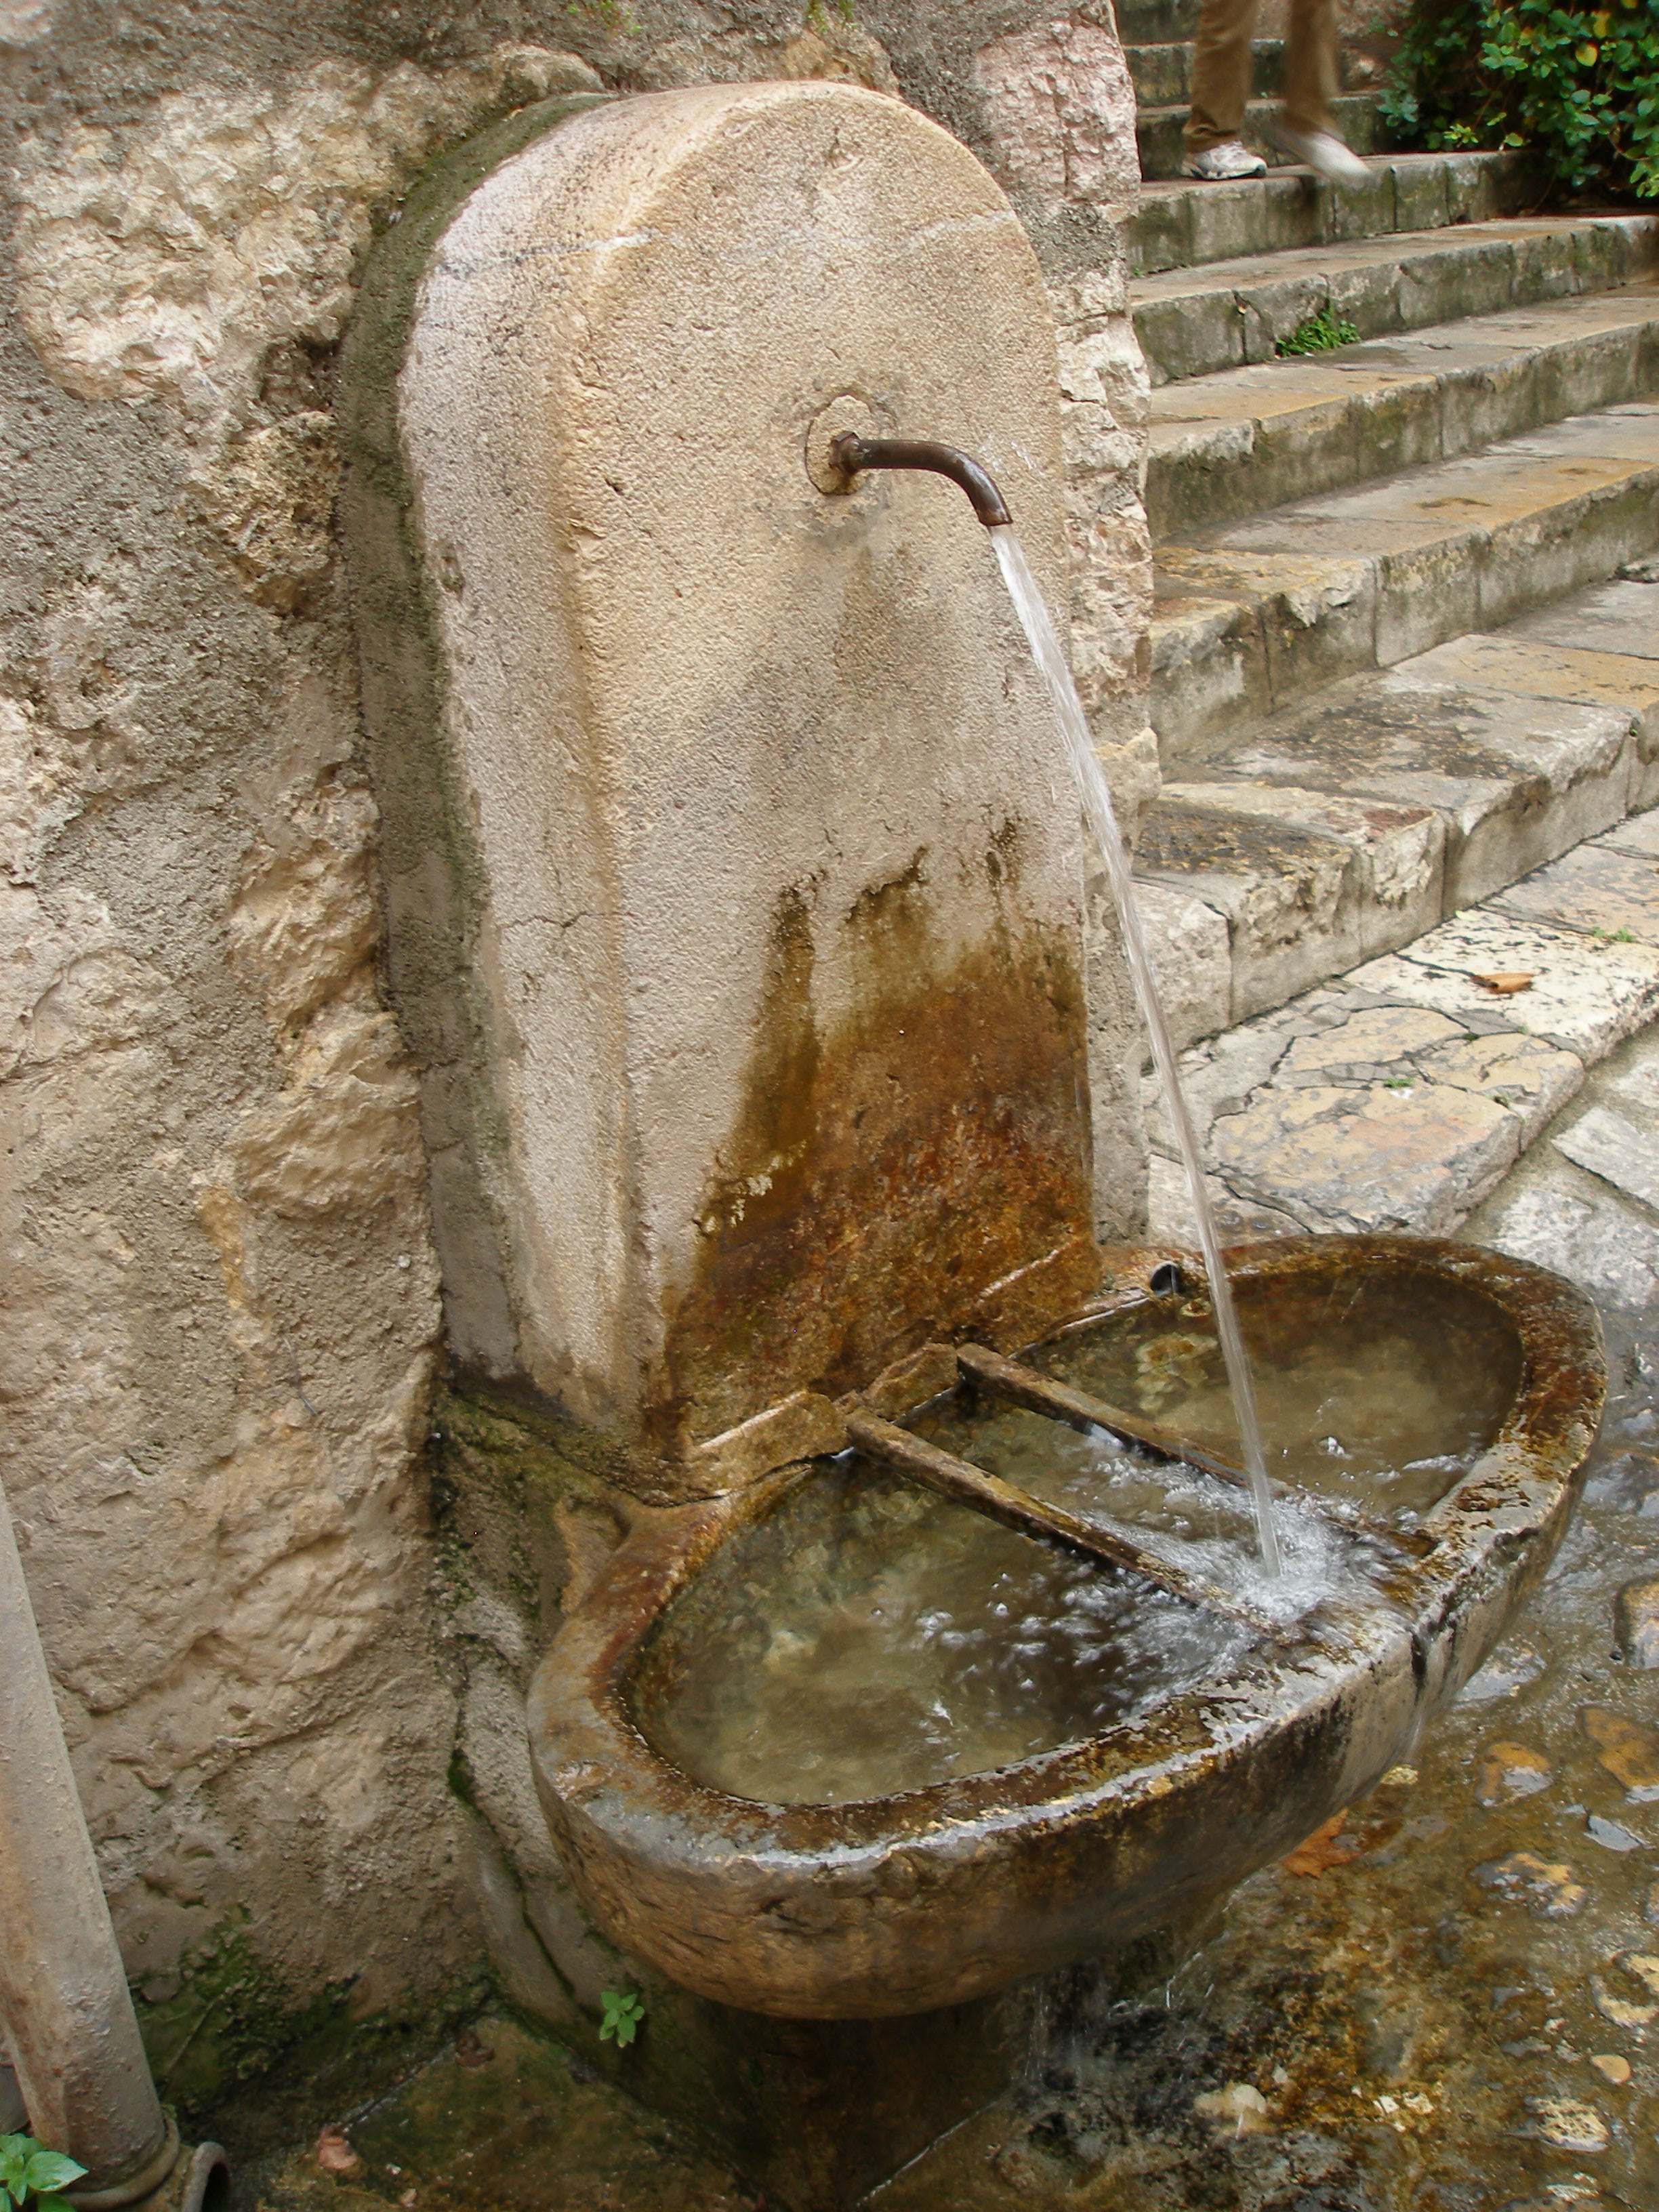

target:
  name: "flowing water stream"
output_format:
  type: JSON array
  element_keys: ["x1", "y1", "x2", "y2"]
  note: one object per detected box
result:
[{"x1": 989, "y1": 525, "x2": 1285, "y2": 1576}]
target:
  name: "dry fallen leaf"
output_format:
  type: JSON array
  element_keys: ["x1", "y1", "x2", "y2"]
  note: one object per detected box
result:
[
  {"x1": 315, "y1": 2128, "x2": 361, "y2": 2178},
  {"x1": 1282, "y1": 1814, "x2": 1362, "y2": 1877},
  {"x1": 1471, "y1": 971, "x2": 1534, "y2": 995}
]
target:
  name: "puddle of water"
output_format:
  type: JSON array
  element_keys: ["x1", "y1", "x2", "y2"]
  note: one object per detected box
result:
[{"x1": 630, "y1": 1454, "x2": 1249, "y2": 1807}]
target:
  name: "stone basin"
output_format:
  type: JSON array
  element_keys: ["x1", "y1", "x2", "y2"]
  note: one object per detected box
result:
[{"x1": 527, "y1": 1233, "x2": 1604, "y2": 2021}]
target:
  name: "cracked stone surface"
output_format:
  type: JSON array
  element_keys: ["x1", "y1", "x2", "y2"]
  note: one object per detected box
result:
[
  {"x1": 1212, "y1": 1076, "x2": 1520, "y2": 1234},
  {"x1": 1352, "y1": 911, "x2": 1659, "y2": 1061}
]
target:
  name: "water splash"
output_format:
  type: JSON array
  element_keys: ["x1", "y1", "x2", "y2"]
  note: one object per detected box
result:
[{"x1": 989, "y1": 524, "x2": 1284, "y2": 1576}]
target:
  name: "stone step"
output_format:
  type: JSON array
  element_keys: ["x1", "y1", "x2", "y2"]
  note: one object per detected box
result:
[
  {"x1": 1133, "y1": 571, "x2": 1659, "y2": 1043},
  {"x1": 1147, "y1": 281, "x2": 1659, "y2": 538},
  {"x1": 1113, "y1": 0, "x2": 1202, "y2": 44},
  {"x1": 1130, "y1": 151, "x2": 1531, "y2": 278},
  {"x1": 1136, "y1": 92, "x2": 1383, "y2": 184},
  {"x1": 1151, "y1": 401, "x2": 1659, "y2": 758},
  {"x1": 1126, "y1": 38, "x2": 1381, "y2": 109},
  {"x1": 1142, "y1": 805, "x2": 1659, "y2": 1246},
  {"x1": 1134, "y1": 215, "x2": 1659, "y2": 388}
]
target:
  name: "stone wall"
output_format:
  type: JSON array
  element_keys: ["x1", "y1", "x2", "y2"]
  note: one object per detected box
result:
[{"x1": 0, "y1": 0, "x2": 1151, "y2": 2098}]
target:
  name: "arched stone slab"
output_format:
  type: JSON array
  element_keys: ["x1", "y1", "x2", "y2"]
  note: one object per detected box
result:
[{"x1": 362, "y1": 81, "x2": 1103, "y2": 1472}]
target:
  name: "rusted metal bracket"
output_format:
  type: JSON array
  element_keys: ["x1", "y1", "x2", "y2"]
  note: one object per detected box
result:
[{"x1": 842, "y1": 1405, "x2": 1290, "y2": 1644}]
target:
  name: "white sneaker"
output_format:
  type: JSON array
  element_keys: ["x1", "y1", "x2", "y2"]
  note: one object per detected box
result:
[
  {"x1": 1183, "y1": 139, "x2": 1267, "y2": 181},
  {"x1": 1273, "y1": 127, "x2": 1370, "y2": 186}
]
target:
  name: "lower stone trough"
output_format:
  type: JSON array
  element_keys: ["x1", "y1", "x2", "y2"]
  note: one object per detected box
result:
[{"x1": 340, "y1": 74, "x2": 1607, "y2": 2212}]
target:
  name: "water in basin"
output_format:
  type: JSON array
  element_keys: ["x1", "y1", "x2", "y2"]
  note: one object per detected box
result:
[
  {"x1": 630, "y1": 1455, "x2": 1250, "y2": 1807},
  {"x1": 1032, "y1": 1261, "x2": 1522, "y2": 1522},
  {"x1": 632, "y1": 1263, "x2": 1520, "y2": 1808}
]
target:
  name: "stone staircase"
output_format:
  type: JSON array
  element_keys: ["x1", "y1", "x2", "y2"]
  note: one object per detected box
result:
[
  {"x1": 1118, "y1": 0, "x2": 1385, "y2": 180},
  {"x1": 1112, "y1": 0, "x2": 1659, "y2": 1238}
]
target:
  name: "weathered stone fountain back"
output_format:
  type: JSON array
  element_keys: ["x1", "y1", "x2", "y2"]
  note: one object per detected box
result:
[{"x1": 348, "y1": 80, "x2": 1113, "y2": 1481}]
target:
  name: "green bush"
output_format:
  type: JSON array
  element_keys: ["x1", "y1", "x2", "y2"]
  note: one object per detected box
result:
[{"x1": 1381, "y1": 0, "x2": 1659, "y2": 201}]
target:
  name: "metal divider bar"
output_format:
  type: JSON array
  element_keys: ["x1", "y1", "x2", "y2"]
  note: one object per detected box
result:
[
  {"x1": 842, "y1": 1405, "x2": 1290, "y2": 1645},
  {"x1": 955, "y1": 1341, "x2": 1433, "y2": 1558}
]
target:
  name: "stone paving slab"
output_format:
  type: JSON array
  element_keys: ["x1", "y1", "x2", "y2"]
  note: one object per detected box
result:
[
  {"x1": 1514, "y1": 574, "x2": 1659, "y2": 663},
  {"x1": 1553, "y1": 1103, "x2": 1659, "y2": 1214},
  {"x1": 1212, "y1": 1073, "x2": 1521, "y2": 1235},
  {"x1": 1403, "y1": 630, "x2": 1659, "y2": 771},
  {"x1": 1142, "y1": 853, "x2": 1659, "y2": 1235},
  {"x1": 1353, "y1": 910, "x2": 1659, "y2": 1060},
  {"x1": 1470, "y1": 1022, "x2": 1659, "y2": 1309},
  {"x1": 1496, "y1": 840, "x2": 1659, "y2": 946}
]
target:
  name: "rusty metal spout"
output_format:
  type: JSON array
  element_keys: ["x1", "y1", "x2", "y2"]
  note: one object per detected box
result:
[{"x1": 827, "y1": 432, "x2": 1013, "y2": 529}]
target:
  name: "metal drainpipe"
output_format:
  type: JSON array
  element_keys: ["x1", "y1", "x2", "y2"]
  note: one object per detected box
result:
[{"x1": 0, "y1": 1476, "x2": 184, "y2": 2204}]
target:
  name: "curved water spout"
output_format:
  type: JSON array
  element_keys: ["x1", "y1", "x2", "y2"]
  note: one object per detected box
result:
[{"x1": 827, "y1": 432, "x2": 1013, "y2": 528}]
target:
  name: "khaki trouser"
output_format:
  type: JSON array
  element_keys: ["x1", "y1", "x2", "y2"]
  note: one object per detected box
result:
[{"x1": 1184, "y1": 0, "x2": 1339, "y2": 155}]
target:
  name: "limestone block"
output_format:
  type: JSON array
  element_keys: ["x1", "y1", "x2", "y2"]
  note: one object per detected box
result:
[
  {"x1": 972, "y1": 16, "x2": 1139, "y2": 228},
  {"x1": 188, "y1": 414, "x2": 342, "y2": 612},
  {"x1": 226, "y1": 781, "x2": 381, "y2": 1037},
  {"x1": 0, "y1": 0, "x2": 51, "y2": 45},
  {"x1": 379, "y1": 83, "x2": 1120, "y2": 1460},
  {"x1": 1134, "y1": 881, "x2": 1231, "y2": 1052},
  {"x1": 12, "y1": 47, "x2": 602, "y2": 415}
]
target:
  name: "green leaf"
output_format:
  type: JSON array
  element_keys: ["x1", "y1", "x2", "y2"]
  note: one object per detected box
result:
[
  {"x1": 0, "y1": 2139, "x2": 30, "y2": 2207},
  {"x1": 24, "y1": 2154, "x2": 89, "y2": 2195}
]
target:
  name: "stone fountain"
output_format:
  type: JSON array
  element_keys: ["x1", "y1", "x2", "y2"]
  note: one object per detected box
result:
[{"x1": 342, "y1": 77, "x2": 1605, "y2": 2212}]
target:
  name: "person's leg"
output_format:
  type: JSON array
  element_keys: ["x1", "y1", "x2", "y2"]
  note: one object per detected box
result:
[
  {"x1": 1276, "y1": 0, "x2": 1368, "y2": 181},
  {"x1": 1185, "y1": 0, "x2": 1259, "y2": 157},
  {"x1": 1282, "y1": 0, "x2": 1339, "y2": 140}
]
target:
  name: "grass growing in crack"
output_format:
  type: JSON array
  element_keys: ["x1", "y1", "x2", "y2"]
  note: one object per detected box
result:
[{"x1": 1277, "y1": 304, "x2": 1361, "y2": 356}]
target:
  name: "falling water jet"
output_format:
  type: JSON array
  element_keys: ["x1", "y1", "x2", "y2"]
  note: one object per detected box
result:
[{"x1": 831, "y1": 432, "x2": 1284, "y2": 1576}]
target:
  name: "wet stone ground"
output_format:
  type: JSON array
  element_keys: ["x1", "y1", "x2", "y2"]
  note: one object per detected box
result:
[{"x1": 255, "y1": 1040, "x2": 1659, "y2": 2212}]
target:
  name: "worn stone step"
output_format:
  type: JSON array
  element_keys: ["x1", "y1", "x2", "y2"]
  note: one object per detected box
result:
[
  {"x1": 1130, "y1": 150, "x2": 1531, "y2": 278},
  {"x1": 1136, "y1": 93, "x2": 1383, "y2": 183},
  {"x1": 1141, "y1": 817, "x2": 1659, "y2": 1245},
  {"x1": 1151, "y1": 403, "x2": 1659, "y2": 758},
  {"x1": 1113, "y1": 0, "x2": 1202, "y2": 44},
  {"x1": 1134, "y1": 571, "x2": 1659, "y2": 1042},
  {"x1": 1126, "y1": 38, "x2": 1378, "y2": 109},
  {"x1": 1147, "y1": 282, "x2": 1659, "y2": 537},
  {"x1": 1134, "y1": 215, "x2": 1659, "y2": 388}
]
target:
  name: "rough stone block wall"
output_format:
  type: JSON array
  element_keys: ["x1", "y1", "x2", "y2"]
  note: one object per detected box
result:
[{"x1": 0, "y1": 0, "x2": 1151, "y2": 2095}]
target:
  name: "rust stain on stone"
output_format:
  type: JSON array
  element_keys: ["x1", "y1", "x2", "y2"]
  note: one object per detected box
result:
[{"x1": 655, "y1": 838, "x2": 1096, "y2": 1452}]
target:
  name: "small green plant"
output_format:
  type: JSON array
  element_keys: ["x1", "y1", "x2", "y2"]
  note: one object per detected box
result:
[
  {"x1": 599, "y1": 1990, "x2": 645, "y2": 2047},
  {"x1": 1277, "y1": 304, "x2": 1361, "y2": 356},
  {"x1": 1, "y1": 2137, "x2": 88, "y2": 2211}
]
